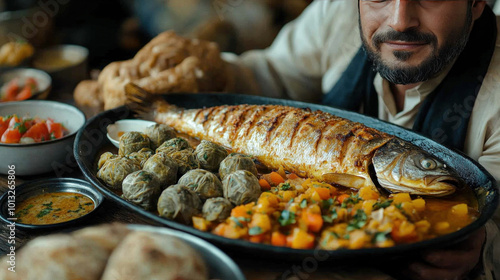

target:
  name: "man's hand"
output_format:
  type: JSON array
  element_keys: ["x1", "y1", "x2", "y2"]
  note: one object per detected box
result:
[{"x1": 386, "y1": 227, "x2": 486, "y2": 280}]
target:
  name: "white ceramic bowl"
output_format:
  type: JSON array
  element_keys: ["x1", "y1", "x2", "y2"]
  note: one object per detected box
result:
[
  {"x1": 0, "y1": 100, "x2": 86, "y2": 176},
  {"x1": 106, "y1": 119, "x2": 156, "y2": 148}
]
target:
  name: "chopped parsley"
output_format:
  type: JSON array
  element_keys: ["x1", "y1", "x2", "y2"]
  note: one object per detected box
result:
[
  {"x1": 322, "y1": 209, "x2": 338, "y2": 223},
  {"x1": 372, "y1": 230, "x2": 391, "y2": 244},
  {"x1": 248, "y1": 226, "x2": 263, "y2": 236},
  {"x1": 278, "y1": 210, "x2": 296, "y2": 226},
  {"x1": 346, "y1": 209, "x2": 367, "y2": 231},
  {"x1": 341, "y1": 193, "x2": 362, "y2": 208},
  {"x1": 373, "y1": 199, "x2": 393, "y2": 210},
  {"x1": 280, "y1": 183, "x2": 291, "y2": 191},
  {"x1": 15, "y1": 204, "x2": 33, "y2": 218},
  {"x1": 300, "y1": 199, "x2": 308, "y2": 209}
]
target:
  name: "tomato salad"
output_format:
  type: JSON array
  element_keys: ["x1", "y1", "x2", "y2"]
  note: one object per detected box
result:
[
  {"x1": 0, "y1": 77, "x2": 38, "y2": 102},
  {"x1": 0, "y1": 114, "x2": 68, "y2": 144}
]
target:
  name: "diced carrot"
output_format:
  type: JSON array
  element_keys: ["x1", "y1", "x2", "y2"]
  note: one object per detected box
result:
[
  {"x1": 358, "y1": 186, "x2": 380, "y2": 200},
  {"x1": 1, "y1": 129, "x2": 21, "y2": 143},
  {"x1": 269, "y1": 172, "x2": 285, "y2": 185},
  {"x1": 303, "y1": 212, "x2": 323, "y2": 233},
  {"x1": 337, "y1": 194, "x2": 350, "y2": 204},
  {"x1": 213, "y1": 224, "x2": 227, "y2": 236},
  {"x1": 271, "y1": 231, "x2": 287, "y2": 247},
  {"x1": 314, "y1": 187, "x2": 331, "y2": 200},
  {"x1": 23, "y1": 122, "x2": 50, "y2": 142},
  {"x1": 259, "y1": 179, "x2": 272, "y2": 191},
  {"x1": 287, "y1": 173, "x2": 299, "y2": 180}
]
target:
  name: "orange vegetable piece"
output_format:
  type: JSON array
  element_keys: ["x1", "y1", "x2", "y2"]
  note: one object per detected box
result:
[
  {"x1": 3, "y1": 80, "x2": 19, "y2": 101},
  {"x1": 303, "y1": 211, "x2": 323, "y2": 233},
  {"x1": 1, "y1": 129, "x2": 21, "y2": 143},
  {"x1": 15, "y1": 86, "x2": 31, "y2": 101},
  {"x1": 46, "y1": 120, "x2": 65, "y2": 139},
  {"x1": 231, "y1": 204, "x2": 252, "y2": 219},
  {"x1": 271, "y1": 231, "x2": 287, "y2": 247},
  {"x1": 213, "y1": 224, "x2": 227, "y2": 236},
  {"x1": 269, "y1": 172, "x2": 285, "y2": 185},
  {"x1": 287, "y1": 173, "x2": 299, "y2": 180},
  {"x1": 249, "y1": 233, "x2": 266, "y2": 243},
  {"x1": 337, "y1": 194, "x2": 350, "y2": 204},
  {"x1": 259, "y1": 179, "x2": 272, "y2": 191},
  {"x1": 287, "y1": 228, "x2": 315, "y2": 249},
  {"x1": 314, "y1": 187, "x2": 331, "y2": 200},
  {"x1": 23, "y1": 122, "x2": 50, "y2": 142},
  {"x1": 0, "y1": 119, "x2": 8, "y2": 137}
]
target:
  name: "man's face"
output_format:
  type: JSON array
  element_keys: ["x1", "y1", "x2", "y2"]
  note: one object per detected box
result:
[{"x1": 359, "y1": 0, "x2": 473, "y2": 85}]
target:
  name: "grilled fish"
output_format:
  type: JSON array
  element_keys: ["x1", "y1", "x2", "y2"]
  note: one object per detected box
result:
[{"x1": 126, "y1": 84, "x2": 462, "y2": 197}]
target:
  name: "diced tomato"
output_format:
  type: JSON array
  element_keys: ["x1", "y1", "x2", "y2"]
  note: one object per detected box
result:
[
  {"x1": 271, "y1": 231, "x2": 287, "y2": 247},
  {"x1": 15, "y1": 86, "x2": 32, "y2": 101},
  {"x1": 23, "y1": 122, "x2": 50, "y2": 142},
  {"x1": 0, "y1": 119, "x2": 8, "y2": 137},
  {"x1": 259, "y1": 179, "x2": 272, "y2": 191},
  {"x1": 3, "y1": 79, "x2": 19, "y2": 101},
  {"x1": 46, "y1": 118, "x2": 66, "y2": 139},
  {"x1": 1, "y1": 129, "x2": 21, "y2": 143}
]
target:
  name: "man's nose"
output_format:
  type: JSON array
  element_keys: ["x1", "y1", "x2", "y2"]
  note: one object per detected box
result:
[{"x1": 388, "y1": 0, "x2": 420, "y2": 32}]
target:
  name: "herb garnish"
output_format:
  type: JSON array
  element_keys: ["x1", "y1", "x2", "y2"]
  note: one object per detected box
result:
[
  {"x1": 346, "y1": 209, "x2": 367, "y2": 231},
  {"x1": 249, "y1": 226, "x2": 263, "y2": 236},
  {"x1": 278, "y1": 210, "x2": 296, "y2": 226}
]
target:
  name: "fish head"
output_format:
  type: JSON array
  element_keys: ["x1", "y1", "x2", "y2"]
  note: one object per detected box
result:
[{"x1": 372, "y1": 138, "x2": 462, "y2": 197}]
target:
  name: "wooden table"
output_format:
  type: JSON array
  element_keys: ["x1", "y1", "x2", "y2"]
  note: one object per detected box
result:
[{"x1": 0, "y1": 90, "x2": 391, "y2": 280}]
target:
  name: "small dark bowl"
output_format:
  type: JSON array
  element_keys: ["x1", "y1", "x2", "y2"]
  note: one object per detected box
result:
[{"x1": 0, "y1": 178, "x2": 104, "y2": 229}]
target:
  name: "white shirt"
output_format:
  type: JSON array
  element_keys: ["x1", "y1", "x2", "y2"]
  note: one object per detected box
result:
[{"x1": 224, "y1": 1, "x2": 500, "y2": 278}]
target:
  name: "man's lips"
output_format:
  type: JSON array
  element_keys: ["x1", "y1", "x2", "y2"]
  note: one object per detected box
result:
[{"x1": 383, "y1": 41, "x2": 428, "y2": 50}]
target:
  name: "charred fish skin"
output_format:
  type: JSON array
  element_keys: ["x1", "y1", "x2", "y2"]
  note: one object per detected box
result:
[
  {"x1": 152, "y1": 101, "x2": 392, "y2": 190},
  {"x1": 372, "y1": 138, "x2": 461, "y2": 196}
]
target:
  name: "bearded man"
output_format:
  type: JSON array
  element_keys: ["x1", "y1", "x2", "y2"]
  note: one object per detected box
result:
[{"x1": 224, "y1": 1, "x2": 500, "y2": 279}]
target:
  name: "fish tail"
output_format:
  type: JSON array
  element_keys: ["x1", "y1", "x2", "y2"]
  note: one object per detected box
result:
[{"x1": 124, "y1": 83, "x2": 168, "y2": 121}]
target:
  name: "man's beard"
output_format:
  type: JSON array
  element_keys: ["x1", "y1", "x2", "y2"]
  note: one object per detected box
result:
[{"x1": 359, "y1": 8, "x2": 473, "y2": 85}]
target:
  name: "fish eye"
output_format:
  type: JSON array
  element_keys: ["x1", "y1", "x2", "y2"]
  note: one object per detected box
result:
[{"x1": 420, "y1": 158, "x2": 437, "y2": 170}]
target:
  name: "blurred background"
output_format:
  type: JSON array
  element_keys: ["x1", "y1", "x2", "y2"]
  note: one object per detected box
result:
[{"x1": 0, "y1": 0, "x2": 312, "y2": 69}]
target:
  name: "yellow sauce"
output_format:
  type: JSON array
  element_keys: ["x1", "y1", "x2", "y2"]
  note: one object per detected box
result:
[
  {"x1": 15, "y1": 192, "x2": 94, "y2": 225},
  {"x1": 34, "y1": 57, "x2": 77, "y2": 70}
]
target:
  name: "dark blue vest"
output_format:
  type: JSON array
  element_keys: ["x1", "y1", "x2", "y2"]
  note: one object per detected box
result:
[{"x1": 322, "y1": 6, "x2": 497, "y2": 152}]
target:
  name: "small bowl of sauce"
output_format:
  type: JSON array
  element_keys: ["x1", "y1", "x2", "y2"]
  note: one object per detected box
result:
[{"x1": 0, "y1": 178, "x2": 103, "y2": 229}]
